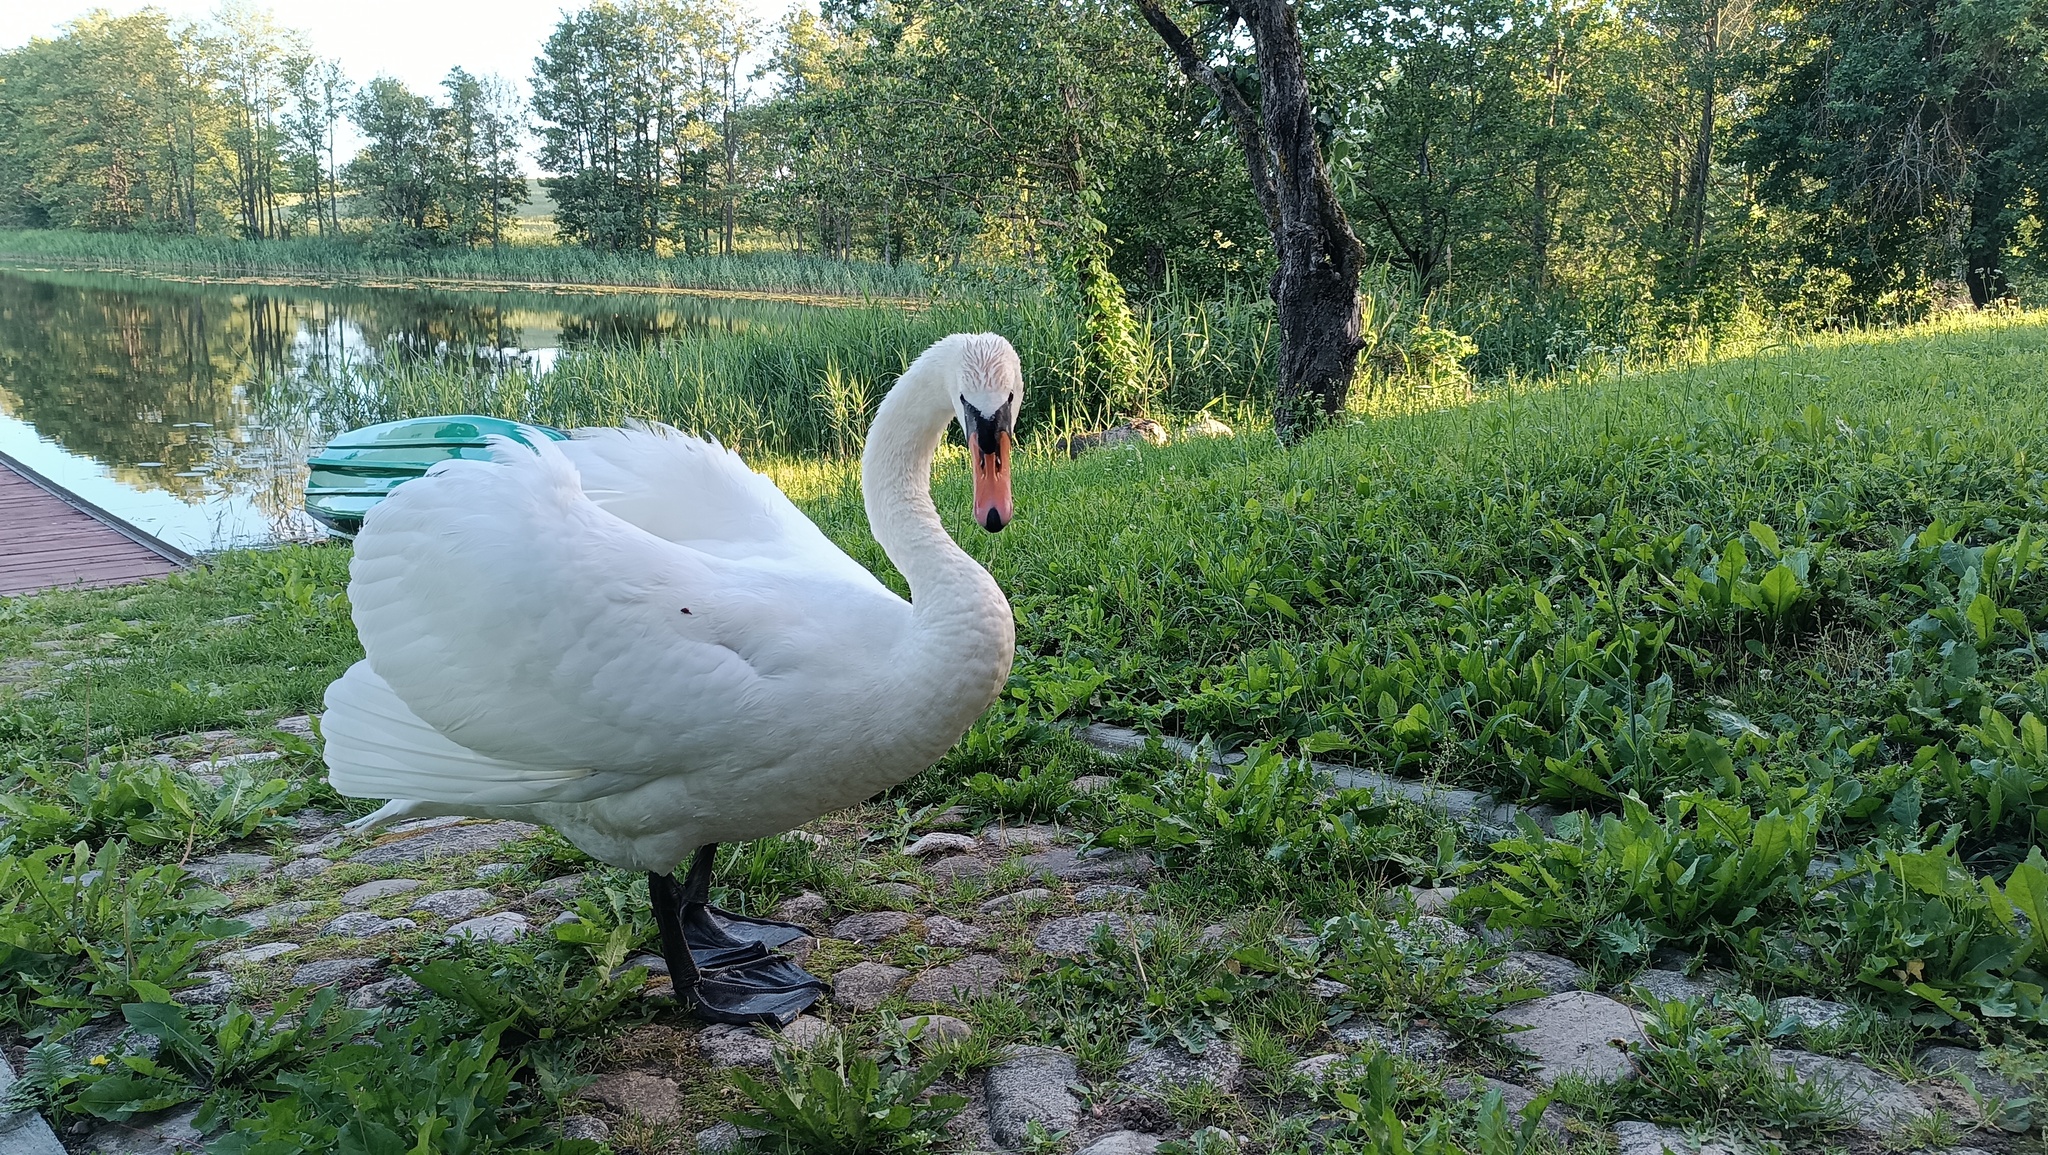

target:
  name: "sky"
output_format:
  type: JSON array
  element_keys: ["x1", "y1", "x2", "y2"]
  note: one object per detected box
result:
[{"x1": 0, "y1": 0, "x2": 798, "y2": 107}]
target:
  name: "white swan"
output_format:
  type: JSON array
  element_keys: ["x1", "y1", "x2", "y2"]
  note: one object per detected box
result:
[{"x1": 319, "y1": 332, "x2": 1022, "y2": 1023}]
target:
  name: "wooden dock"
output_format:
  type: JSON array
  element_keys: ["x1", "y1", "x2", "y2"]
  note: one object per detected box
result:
[{"x1": 0, "y1": 450, "x2": 190, "y2": 597}]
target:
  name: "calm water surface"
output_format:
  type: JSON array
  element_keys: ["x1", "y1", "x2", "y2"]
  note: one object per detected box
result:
[{"x1": 0, "y1": 267, "x2": 821, "y2": 553}]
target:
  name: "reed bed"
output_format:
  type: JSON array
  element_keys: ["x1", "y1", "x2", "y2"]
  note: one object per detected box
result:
[
  {"x1": 280, "y1": 290, "x2": 1279, "y2": 456},
  {"x1": 0, "y1": 229, "x2": 930, "y2": 299}
]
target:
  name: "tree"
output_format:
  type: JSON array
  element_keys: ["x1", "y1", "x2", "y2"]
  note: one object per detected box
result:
[
  {"x1": 1134, "y1": 0, "x2": 1366, "y2": 437},
  {"x1": 441, "y1": 69, "x2": 528, "y2": 247},
  {"x1": 204, "y1": 2, "x2": 300, "y2": 238},
  {"x1": 283, "y1": 55, "x2": 351, "y2": 235},
  {"x1": 1746, "y1": 0, "x2": 2048, "y2": 308},
  {"x1": 348, "y1": 77, "x2": 440, "y2": 240}
]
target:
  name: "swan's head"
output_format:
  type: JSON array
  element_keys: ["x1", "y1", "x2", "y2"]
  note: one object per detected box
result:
[{"x1": 947, "y1": 334, "x2": 1023, "y2": 533}]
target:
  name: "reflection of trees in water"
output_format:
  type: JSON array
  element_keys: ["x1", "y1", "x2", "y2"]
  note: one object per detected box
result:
[{"x1": 0, "y1": 269, "x2": 818, "y2": 534}]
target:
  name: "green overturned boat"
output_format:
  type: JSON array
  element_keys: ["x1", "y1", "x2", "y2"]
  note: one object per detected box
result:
[{"x1": 304, "y1": 415, "x2": 568, "y2": 538}]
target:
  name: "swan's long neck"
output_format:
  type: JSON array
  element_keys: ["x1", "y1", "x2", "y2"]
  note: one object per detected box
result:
[{"x1": 861, "y1": 346, "x2": 1015, "y2": 743}]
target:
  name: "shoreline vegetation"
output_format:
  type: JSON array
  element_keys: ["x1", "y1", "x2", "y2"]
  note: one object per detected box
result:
[{"x1": 0, "y1": 229, "x2": 932, "y2": 302}]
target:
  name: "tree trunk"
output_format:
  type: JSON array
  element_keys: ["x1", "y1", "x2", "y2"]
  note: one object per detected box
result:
[{"x1": 1135, "y1": 0, "x2": 1365, "y2": 440}]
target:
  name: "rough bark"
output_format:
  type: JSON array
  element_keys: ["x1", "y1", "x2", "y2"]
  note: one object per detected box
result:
[{"x1": 1134, "y1": 0, "x2": 1366, "y2": 440}]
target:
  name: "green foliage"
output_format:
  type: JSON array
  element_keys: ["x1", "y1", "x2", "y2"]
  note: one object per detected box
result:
[
  {"x1": 0, "y1": 842, "x2": 241, "y2": 1028},
  {"x1": 207, "y1": 1010, "x2": 591, "y2": 1155},
  {"x1": 1103, "y1": 743, "x2": 1418, "y2": 902},
  {"x1": 0, "y1": 760, "x2": 311, "y2": 855},
  {"x1": 1288, "y1": 1051, "x2": 1549, "y2": 1155},
  {"x1": 1553, "y1": 995, "x2": 1849, "y2": 1135},
  {"x1": 1463, "y1": 791, "x2": 1821, "y2": 954},
  {"x1": 729, "y1": 1036, "x2": 966, "y2": 1155},
  {"x1": 1311, "y1": 913, "x2": 1523, "y2": 1045},
  {"x1": 410, "y1": 945, "x2": 650, "y2": 1043}
]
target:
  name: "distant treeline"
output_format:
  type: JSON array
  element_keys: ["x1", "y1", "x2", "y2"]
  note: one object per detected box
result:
[{"x1": 0, "y1": 0, "x2": 2042, "y2": 372}]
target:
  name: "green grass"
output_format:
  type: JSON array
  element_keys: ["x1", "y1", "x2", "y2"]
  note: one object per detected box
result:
[
  {"x1": 6, "y1": 310, "x2": 2048, "y2": 1152},
  {"x1": 0, "y1": 228, "x2": 931, "y2": 300}
]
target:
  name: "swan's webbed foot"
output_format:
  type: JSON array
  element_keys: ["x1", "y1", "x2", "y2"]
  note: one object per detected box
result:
[{"x1": 648, "y1": 847, "x2": 824, "y2": 1027}]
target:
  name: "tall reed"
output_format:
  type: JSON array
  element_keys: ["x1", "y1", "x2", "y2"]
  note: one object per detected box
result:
[{"x1": 0, "y1": 229, "x2": 930, "y2": 299}]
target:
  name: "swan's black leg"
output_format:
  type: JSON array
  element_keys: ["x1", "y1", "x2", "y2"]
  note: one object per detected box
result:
[{"x1": 646, "y1": 845, "x2": 824, "y2": 1028}]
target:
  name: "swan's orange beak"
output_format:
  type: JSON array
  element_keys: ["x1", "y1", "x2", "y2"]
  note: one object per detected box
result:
[
  {"x1": 972, "y1": 429, "x2": 1012, "y2": 532},
  {"x1": 965, "y1": 396, "x2": 1015, "y2": 533}
]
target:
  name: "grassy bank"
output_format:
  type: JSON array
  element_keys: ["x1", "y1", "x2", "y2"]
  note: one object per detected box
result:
[
  {"x1": 0, "y1": 228, "x2": 930, "y2": 300},
  {"x1": 5, "y1": 311, "x2": 2048, "y2": 1152}
]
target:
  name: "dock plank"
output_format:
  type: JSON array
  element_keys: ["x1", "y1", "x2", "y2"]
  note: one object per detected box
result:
[{"x1": 0, "y1": 455, "x2": 188, "y2": 597}]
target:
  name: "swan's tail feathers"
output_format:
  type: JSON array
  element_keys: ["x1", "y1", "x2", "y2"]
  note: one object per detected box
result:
[
  {"x1": 346, "y1": 799, "x2": 442, "y2": 833},
  {"x1": 322, "y1": 661, "x2": 611, "y2": 807}
]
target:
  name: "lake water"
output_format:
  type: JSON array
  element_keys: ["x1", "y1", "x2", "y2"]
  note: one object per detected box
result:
[{"x1": 0, "y1": 267, "x2": 825, "y2": 553}]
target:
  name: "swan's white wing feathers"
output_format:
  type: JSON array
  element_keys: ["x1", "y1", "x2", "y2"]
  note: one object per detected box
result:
[
  {"x1": 334, "y1": 436, "x2": 902, "y2": 808},
  {"x1": 559, "y1": 424, "x2": 884, "y2": 593},
  {"x1": 323, "y1": 660, "x2": 623, "y2": 805}
]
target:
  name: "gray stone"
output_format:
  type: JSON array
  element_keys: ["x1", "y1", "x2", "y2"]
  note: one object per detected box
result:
[
  {"x1": 927, "y1": 855, "x2": 991, "y2": 884},
  {"x1": 216, "y1": 942, "x2": 299, "y2": 966},
  {"x1": 905, "y1": 832, "x2": 978, "y2": 857},
  {"x1": 0, "y1": 1048, "x2": 68, "y2": 1155},
  {"x1": 274, "y1": 714, "x2": 315, "y2": 736},
  {"x1": 1625, "y1": 968, "x2": 1730, "y2": 1005},
  {"x1": 1120, "y1": 1039, "x2": 1240, "y2": 1096},
  {"x1": 239, "y1": 901, "x2": 319, "y2": 931},
  {"x1": 923, "y1": 915, "x2": 985, "y2": 947},
  {"x1": 446, "y1": 911, "x2": 529, "y2": 944},
  {"x1": 1919, "y1": 1046, "x2": 2029, "y2": 1131},
  {"x1": 292, "y1": 834, "x2": 344, "y2": 857},
  {"x1": 1033, "y1": 912, "x2": 1140, "y2": 956},
  {"x1": 1408, "y1": 885, "x2": 1460, "y2": 914},
  {"x1": 474, "y1": 862, "x2": 519, "y2": 879},
  {"x1": 347, "y1": 975, "x2": 422, "y2": 1009},
  {"x1": 287, "y1": 808, "x2": 347, "y2": 833},
  {"x1": 276, "y1": 858, "x2": 333, "y2": 882},
  {"x1": 1772, "y1": 1049, "x2": 1930, "y2": 1136},
  {"x1": 1496, "y1": 951, "x2": 1591, "y2": 994},
  {"x1": 188, "y1": 750, "x2": 283, "y2": 773},
  {"x1": 921, "y1": 804, "x2": 973, "y2": 829},
  {"x1": 1331, "y1": 1021, "x2": 1453, "y2": 1062},
  {"x1": 1293, "y1": 1053, "x2": 1349, "y2": 1085},
  {"x1": 693, "y1": 1123, "x2": 764, "y2": 1155},
  {"x1": 1069, "y1": 775, "x2": 1118, "y2": 797},
  {"x1": 530, "y1": 873, "x2": 587, "y2": 901},
  {"x1": 292, "y1": 957, "x2": 383, "y2": 988},
  {"x1": 831, "y1": 962, "x2": 908, "y2": 1011},
  {"x1": 979, "y1": 888, "x2": 1052, "y2": 913},
  {"x1": 905, "y1": 954, "x2": 1009, "y2": 1005},
  {"x1": 322, "y1": 911, "x2": 416, "y2": 938},
  {"x1": 409, "y1": 888, "x2": 497, "y2": 919},
  {"x1": 1387, "y1": 914, "x2": 1472, "y2": 950},
  {"x1": 983, "y1": 824, "x2": 1062, "y2": 852},
  {"x1": 867, "y1": 881, "x2": 921, "y2": 904},
  {"x1": 698, "y1": 1024, "x2": 775, "y2": 1069},
  {"x1": 582, "y1": 1071, "x2": 680, "y2": 1126},
  {"x1": 1076, "y1": 1133, "x2": 1161, "y2": 1155},
  {"x1": 1075, "y1": 884, "x2": 1146, "y2": 908},
  {"x1": 390, "y1": 816, "x2": 465, "y2": 834},
  {"x1": 1494, "y1": 991, "x2": 1649, "y2": 1083},
  {"x1": 1772, "y1": 996, "x2": 1853, "y2": 1030},
  {"x1": 1020, "y1": 847, "x2": 1155, "y2": 884},
  {"x1": 784, "y1": 935, "x2": 817, "y2": 966},
  {"x1": 772, "y1": 892, "x2": 829, "y2": 927},
  {"x1": 176, "y1": 971, "x2": 235, "y2": 1007},
  {"x1": 80, "y1": 1106, "x2": 206, "y2": 1154},
  {"x1": 1444, "y1": 1076, "x2": 1571, "y2": 1138},
  {"x1": 348, "y1": 821, "x2": 539, "y2": 865},
  {"x1": 831, "y1": 910, "x2": 914, "y2": 943},
  {"x1": 985, "y1": 1048, "x2": 1080, "y2": 1149},
  {"x1": 1309, "y1": 978, "x2": 1352, "y2": 1000},
  {"x1": 779, "y1": 1016, "x2": 836, "y2": 1051},
  {"x1": 560, "y1": 1116, "x2": 609, "y2": 1142},
  {"x1": 342, "y1": 878, "x2": 427, "y2": 907},
  {"x1": 186, "y1": 853, "x2": 274, "y2": 885},
  {"x1": 1613, "y1": 1122, "x2": 1737, "y2": 1155},
  {"x1": 899, "y1": 1014, "x2": 972, "y2": 1046},
  {"x1": 620, "y1": 953, "x2": 670, "y2": 977}
]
